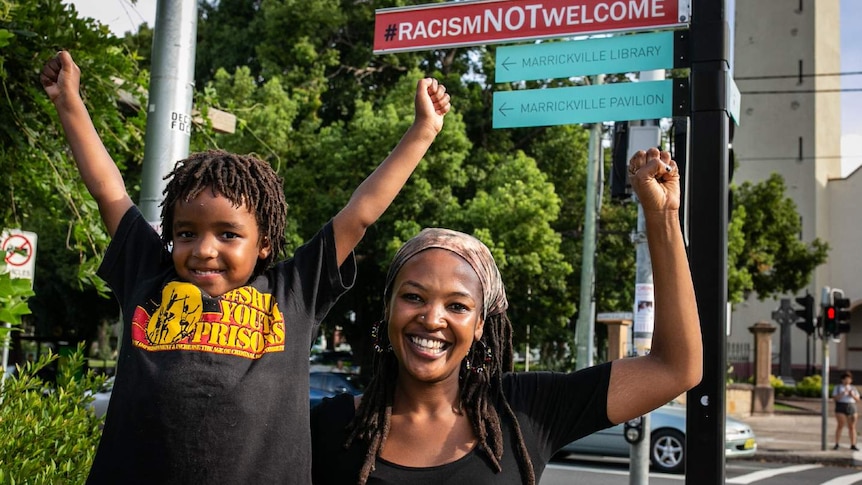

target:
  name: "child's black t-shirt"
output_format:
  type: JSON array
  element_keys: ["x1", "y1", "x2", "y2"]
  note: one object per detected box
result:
[{"x1": 88, "y1": 206, "x2": 356, "y2": 484}]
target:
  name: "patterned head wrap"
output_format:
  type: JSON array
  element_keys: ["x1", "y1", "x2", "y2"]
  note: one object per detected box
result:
[{"x1": 384, "y1": 228, "x2": 508, "y2": 319}]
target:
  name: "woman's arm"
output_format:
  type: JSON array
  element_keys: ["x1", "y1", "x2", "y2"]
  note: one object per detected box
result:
[{"x1": 605, "y1": 148, "x2": 703, "y2": 424}]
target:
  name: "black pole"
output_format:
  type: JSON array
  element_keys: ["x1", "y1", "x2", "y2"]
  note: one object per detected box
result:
[{"x1": 685, "y1": 0, "x2": 730, "y2": 483}]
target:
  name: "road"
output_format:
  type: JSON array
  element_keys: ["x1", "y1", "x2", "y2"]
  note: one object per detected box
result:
[{"x1": 541, "y1": 455, "x2": 862, "y2": 484}]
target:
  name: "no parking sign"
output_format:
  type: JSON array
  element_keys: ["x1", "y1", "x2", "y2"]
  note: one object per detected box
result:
[{"x1": 1, "y1": 229, "x2": 37, "y2": 283}]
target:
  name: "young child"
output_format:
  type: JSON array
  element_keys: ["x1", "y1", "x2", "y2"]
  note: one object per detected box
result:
[{"x1": 41, "y1": 50, "x2": 450, "y2": 484}]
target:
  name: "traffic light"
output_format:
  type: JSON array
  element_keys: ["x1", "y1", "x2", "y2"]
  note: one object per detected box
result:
[
  {"x1": 834, "y1": 289, "x2": 852, "y2": 335},
  {"x1": 610, "y1": 121, "x2": 631, "y2": 199},
  {"x1": 823, "y1": 305, "x2": 837, "y2": 337},
  {"x1": 795, "y1": 294, "x2": 815, "y2": 335}
]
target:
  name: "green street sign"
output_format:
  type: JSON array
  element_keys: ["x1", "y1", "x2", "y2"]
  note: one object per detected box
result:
[
  {"x1": 496, "y1": 31, "x2": 677, "y2": 82},
  {"x1": 493, "y1": 80, "x2": 676, "y2": 129}
]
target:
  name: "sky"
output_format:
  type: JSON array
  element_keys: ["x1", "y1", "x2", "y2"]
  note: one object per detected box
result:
[{"x1": 67, "y1": 0, "x2": 862, "y2": 175}]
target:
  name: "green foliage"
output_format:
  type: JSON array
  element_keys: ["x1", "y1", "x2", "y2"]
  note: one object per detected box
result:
[
  {"x1": 1, "y1": 0, "x2": 148, "y2": 340},
  {"x1": 728, "y1": 173, "x2": 829, "y2": 304},
  {"x1": 0, "y1": 0, "x2": 828, "y2": 374},
  {"x1": 0, "y1": 261, "x2": 34, "y2": 350},
  {"x1": 0, "y1": 263, "x2": 34, "y2": 326},
  {"x1": 772, "y1": 374, "x2": 826, "y2": 398},
  {"x1": 796, "y1": 374, "x2": 824, "y2": 397},
  {"x1": 0, "y1": 344, "x2": 106, "y2": 484},
  {"x1": 769, "y1": 374, "x2": 785, "y2": 387}
]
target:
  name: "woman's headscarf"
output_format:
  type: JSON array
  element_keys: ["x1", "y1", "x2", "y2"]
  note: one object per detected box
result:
[{"x1": 384, "y1": 228, "x2": 508, "y2": 319}]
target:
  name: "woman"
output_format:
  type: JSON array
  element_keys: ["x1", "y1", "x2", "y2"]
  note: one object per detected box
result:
[
  {"x1": 311, "y1": 148, "x2": 702, "y2": 484},
  {"x1": 833, "y1": 371, "x2": 860, "y2": 450}
]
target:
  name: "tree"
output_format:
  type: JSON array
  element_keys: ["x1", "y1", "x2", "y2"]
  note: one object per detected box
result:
[
  {"x1": 728, "y1": 173, "x2": 829, "y2": 303},
  {"x1": 1, "y1": 0, "x2": 148, "y2": 343},
  {"x1": 2, "y1": 0, "x2": 829, "y2": 374}
]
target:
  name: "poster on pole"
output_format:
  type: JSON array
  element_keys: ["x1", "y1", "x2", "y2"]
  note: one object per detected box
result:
[
  {"x1": 2, "y1": 228, "x2": 37, "y2": 284},
  {"x1": 633, "y1": 283, "x2": 654, "y2": 355}
]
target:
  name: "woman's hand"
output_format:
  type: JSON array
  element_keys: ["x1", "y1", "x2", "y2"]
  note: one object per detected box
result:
[{"x1": 627, "y1": 147, "x2": 680, "y2": 212}]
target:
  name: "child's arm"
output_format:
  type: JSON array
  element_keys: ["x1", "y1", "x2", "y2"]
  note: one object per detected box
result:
[
  {"x1": 41, "y1": 51, "x2": 133, "y2": 237},
  {"x1": 331, "y1": 78, "x2": 451, "y2": 266}
]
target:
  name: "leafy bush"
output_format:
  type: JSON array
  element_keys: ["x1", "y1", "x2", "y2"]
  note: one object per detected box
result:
[
  {"x1": 0, "y1": 344, "x2": 106, "y2": 484},
  {"x1": 769, "y1": 374, "x2": 831, "y2": 398},
  {"x1": 796, "y1": 374, "x2": 825, "y2": 398}
]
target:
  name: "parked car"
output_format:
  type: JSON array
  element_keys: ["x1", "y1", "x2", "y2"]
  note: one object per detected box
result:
[
  {"x1": 558, "y1": 400, "x2": 756, "y2": 473},
  {"x1": 89, "y1": 376, "x2": 114, "y2": 418},
  {"x1": 309, "y1": 350, "x2": 356, "y2": 373},
  {"x1": 90, "y1": 374, "x2": 348, "y2": 413},
  {"x1": 309, "y1": 371, "x2": 368, "y2": 396},
  {"x1": 310, "y1": 386, "x2": 330, "y2": 409}
]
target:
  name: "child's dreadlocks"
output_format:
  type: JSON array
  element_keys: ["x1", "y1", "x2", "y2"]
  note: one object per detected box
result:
[
  {"x1": 160, "y1": 149, "x2": 287, "y2": 277},
  {"x1": 346, "y1": 312, "x2": 537, "y2": 485}
]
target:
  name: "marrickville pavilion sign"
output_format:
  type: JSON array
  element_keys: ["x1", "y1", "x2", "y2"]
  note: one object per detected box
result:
[{"x1": 373, "y1": 0, "x2": 689, "y2": 54}]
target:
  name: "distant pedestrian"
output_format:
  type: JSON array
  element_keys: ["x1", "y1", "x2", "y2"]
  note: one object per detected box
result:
[{"x1": 832, "y1": 371, "x2": 860, "y2": 450}]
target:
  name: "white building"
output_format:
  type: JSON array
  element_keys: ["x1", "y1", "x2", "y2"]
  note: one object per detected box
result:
[{"x1": 731, "y1": 0, "x2": 860, "y2": 380}]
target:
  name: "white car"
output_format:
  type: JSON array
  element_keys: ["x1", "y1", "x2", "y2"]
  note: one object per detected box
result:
[
  {"x1": 558, "y1": 400, "x2": 756, "y2": 473},
  {"x1": 89, "y1": 377, "x2": 114, "y2": 418}
]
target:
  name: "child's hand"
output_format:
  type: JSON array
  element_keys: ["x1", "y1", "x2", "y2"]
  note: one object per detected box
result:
[
  {"x1": 627, "y1": 147, "x2": 680, "y2": 212},
  {"x1": 40, "y1": 51, "x2": 80, "y2": 104},
  {"x1": 414, "y1": 78, "x2": 451, "y2": 135}
]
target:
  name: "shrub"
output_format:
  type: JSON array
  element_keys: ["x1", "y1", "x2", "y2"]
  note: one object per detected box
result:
[
  {"x1": 795, "y1": 374, "x2": 823, "y2": 398},
  {"x1": 0, "y1": 344, "x2": 106, "y2": 484}
]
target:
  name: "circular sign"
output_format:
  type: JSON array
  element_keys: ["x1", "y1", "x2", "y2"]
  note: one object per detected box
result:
[{"x1": 2, "y1": 233, "x2": 33, "y2": 267}]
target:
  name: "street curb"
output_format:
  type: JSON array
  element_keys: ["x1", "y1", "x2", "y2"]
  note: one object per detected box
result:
[{"x1": 740, "y1": 451, "x2": 861, "y2": 468}]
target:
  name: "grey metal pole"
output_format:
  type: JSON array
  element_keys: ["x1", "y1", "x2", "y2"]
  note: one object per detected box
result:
[
  {"x1": 627, "y1": 117, "x2": 662, "y2": 485},
  {"x1": 822, "y1": 335, "x2": 829, "y2": 450},
  {"x1": 139, "y1": 0, "x2": 198, "y2": 228},
  {"x1": 0, "y1": 323, "x2": 11, "y2": 387},
  {"x1": 821, "y1": 285, "x2": 832, "y2": 451},
  {"x1": 575, "y1": 75, "x2": 604, "y2": 370},
  {"x1": 630, "y1": 202, "x2": 652, "y2": 484}
]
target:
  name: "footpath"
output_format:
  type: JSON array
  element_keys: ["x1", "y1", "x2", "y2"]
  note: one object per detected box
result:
[{"x1": 741, "y1": 397, "x2": 862, "y2": 468}]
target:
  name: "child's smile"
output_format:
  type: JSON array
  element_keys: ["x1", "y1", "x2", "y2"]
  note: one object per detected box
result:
[{"x1": 170, "y1": 190, "x2": 271, "y2": 297}]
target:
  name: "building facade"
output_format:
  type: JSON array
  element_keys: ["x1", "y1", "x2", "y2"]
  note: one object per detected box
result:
[{"x1": 731, "y1": 0, "x2": 860, "y2": 381}]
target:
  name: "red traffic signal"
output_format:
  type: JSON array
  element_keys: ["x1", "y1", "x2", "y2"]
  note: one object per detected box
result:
[{"x1": 824, "y1": 306, "x2": 837, "y2": 336}]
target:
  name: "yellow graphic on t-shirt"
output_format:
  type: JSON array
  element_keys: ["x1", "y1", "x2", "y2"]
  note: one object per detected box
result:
[{"x1": 131, "y1": 281, "x2": 285, "y2": 358}]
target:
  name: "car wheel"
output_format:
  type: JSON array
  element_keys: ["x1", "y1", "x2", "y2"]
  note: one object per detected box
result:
[{"x1": 650, "y1": 428, "x2": 685, "y2": 474}]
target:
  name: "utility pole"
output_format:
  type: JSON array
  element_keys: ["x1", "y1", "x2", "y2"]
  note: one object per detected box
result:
[
  {"x1": 139, "y1": 0, "x2": 199, "y2": 228},
  {"x1": 820, "y1": 285, "x2": 832, "y2": 451},
  {"x1": 575, "y1": 74, "x2": 604, "y2": 370},
  {"x1": 627, "y1": 121, "x2": 662, "y2": 485}
]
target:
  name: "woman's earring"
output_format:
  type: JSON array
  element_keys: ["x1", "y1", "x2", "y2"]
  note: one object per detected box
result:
[
  {"x1": 371, "y1": 320, "x2": 392, "y2": 353},
  {"x1": 464, "y1": 340, "x2": 492, "y2": 374}
]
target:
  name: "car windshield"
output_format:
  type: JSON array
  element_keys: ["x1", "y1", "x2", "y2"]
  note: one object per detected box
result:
[{"x1": 342, "y1": 374, "x2": 368, "y2": 391}]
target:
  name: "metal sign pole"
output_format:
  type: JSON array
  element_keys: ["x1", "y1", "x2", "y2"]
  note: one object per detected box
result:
[{"x1": 685, "y1": 0, "x2": 730, "y2": 482}]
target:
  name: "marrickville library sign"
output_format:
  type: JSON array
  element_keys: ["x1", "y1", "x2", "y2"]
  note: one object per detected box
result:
[{"x1": 373, "y1": 0, "x2": 689, "y2": 53}]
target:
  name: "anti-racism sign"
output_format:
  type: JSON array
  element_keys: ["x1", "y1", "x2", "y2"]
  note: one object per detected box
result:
[{"x1": 373, "y1": 0, "x2": 689, "y2": 53}]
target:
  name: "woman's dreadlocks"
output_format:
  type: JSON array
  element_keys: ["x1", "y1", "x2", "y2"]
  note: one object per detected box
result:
[
  {"x1": 346, "y1": 312, "x2": 537, "y2": 485},
  {"x1": 160, "y1": 149, "x2": 287, "y2": 278}
]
